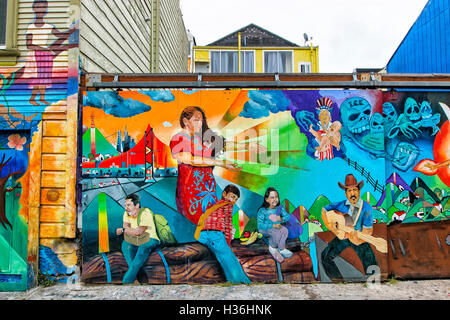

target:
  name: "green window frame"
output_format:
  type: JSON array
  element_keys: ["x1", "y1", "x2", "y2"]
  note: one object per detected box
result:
[{"x1": 0, "y1": 0, "x2": 19, "y2": 66}]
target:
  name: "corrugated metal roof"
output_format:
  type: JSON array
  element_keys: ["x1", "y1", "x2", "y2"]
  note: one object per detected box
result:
[{"x1": 387, "y1": 0, "x2": 450, "y2": 73}]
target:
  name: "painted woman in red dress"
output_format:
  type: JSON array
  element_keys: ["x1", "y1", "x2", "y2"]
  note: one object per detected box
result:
[{"x1": 170, "y1": 106, "x2": 266, "y2": 225}]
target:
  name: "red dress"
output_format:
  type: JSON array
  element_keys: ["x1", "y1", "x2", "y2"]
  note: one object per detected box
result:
[{"x1": 170, "y1": 133, "x2": 218, "y2": 225}]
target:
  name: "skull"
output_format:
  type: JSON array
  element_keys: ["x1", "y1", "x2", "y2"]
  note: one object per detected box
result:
[
  {"x1": 382, "y1": 102, "x2": 398, "y2": 132},
  {"x1": 404, "y1": 97, "x2": 421, "y2": 121},
  {"x1": 340, "y1": 97, "x2": 371, "y2": 136},
  {"x1": 370, "y1": 113, "x2": 384, "y2": 135},
  {"x1": 420, "y1": 101, "x2": 432, "y2": 117}
]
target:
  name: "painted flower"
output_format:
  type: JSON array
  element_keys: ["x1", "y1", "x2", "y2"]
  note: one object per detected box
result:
[
  {"x1": 7, "y1": 134, "x2": 27, "y2": 151},
  {"x1": 196, "y1": 180, "x2": 217, "y2": 213},
  {"x1": 192, "y1": 169, "x2": 203, "y2": 180}
]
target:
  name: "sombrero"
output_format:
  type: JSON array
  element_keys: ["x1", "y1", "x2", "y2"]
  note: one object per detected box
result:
[{"x1": 338, "y1": 174, "x2": 364, "y2": 190}]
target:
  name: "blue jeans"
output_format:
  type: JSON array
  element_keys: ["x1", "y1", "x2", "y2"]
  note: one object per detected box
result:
[
  {"x1": 121, "y1": 238, "x2": 160, "y2": 284},
  {"x1": 198, "y1": 231, "x2": 251, "y2": 284}
]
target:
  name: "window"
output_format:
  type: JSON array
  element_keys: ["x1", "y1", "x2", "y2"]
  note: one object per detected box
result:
[
  {"x1": 0, "y1": 0, "x2": 19, "y2": 66},
  {"x1": 264, "y1": 51, "x2": 293, "y2": 73},
  {"x1": 211, "y1": 50, "x2": 255, "y2": 73},
  {"x1": 299, "y1": 62, "x2": 312, "y2": 73},
  {"x1": 211, "y1": 51, "x2": 238, "y2": 73},
  {"x1": 240, "y1": 51, "x2": 254, "y2": 73}
]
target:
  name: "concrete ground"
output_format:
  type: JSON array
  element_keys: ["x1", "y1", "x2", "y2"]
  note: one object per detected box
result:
[{"x1": 1, "y1": 279, "x2": 449, "y2": 300}]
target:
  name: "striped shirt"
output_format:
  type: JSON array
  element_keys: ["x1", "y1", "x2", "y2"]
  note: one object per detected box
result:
[{"x1": 202, "y1": 199, "x2": 234, "y2": 245}]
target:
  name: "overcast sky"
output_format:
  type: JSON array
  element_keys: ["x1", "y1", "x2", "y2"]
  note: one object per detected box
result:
[{"x1": 179, "y1": 0, "x2": 429, "y2": 73}]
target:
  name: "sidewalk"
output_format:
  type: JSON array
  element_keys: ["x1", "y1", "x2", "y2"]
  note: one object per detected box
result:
[{"x1": 1, "y1": 279, "x2": 449, "y2": 300}]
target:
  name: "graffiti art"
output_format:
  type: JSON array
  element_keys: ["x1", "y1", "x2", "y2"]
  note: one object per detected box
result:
[{"x1": 79, "y1": 89, "x2": 449, "y2": 284}]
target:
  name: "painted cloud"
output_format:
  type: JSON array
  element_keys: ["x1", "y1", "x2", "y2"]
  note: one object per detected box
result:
[
  {"x1": 239, "y1": 90, "x2": 291, "y2": 119},
  {"x1": 142, "y1": 90, "x2": 175, "y2": 102},
  {"x1": 83, "y1": 90, "x2": 175, "y2": 118},
  {"x1": 84, "y1": 91, "x2": 152, "y2": 118}
]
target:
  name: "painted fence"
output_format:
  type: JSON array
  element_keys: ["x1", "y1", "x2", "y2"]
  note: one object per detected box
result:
[
  {"x1": 79, "y1": 89, "x2": 449, "y2": 284},
  {"x1": 0, "y1": 0, "x2": 80, "y2": 291}
]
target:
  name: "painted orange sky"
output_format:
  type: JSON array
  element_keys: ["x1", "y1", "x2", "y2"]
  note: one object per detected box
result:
[
  {"x1": 434, "y1": 121, "x2": 450, "y2": 186},
  {"x1": 83, "y1": 90, "x2": 249, "y2": 145}
]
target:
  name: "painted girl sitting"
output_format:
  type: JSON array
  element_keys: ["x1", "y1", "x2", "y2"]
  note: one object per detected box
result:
[{"x1": 257, "y1": 187, "x2": 293, "y2": 263}]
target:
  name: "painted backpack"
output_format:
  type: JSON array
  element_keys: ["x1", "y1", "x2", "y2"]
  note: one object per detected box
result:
[
  {"x1": 277, "y1": 205, "x2": 303, "y2": 239},
  {"x1": 153, "y1": 214, "x2": 177, "y2": 245},
  {"x1": 136, "y1": 210, "x2": 177, "y2": 246}
]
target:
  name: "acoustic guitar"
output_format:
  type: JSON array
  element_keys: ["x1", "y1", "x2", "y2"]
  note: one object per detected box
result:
[{"x1": 323, "y1": 210, "x2": 388, "y2": 253}]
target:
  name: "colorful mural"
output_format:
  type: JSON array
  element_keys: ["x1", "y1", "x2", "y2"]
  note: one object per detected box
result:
[
  {"x1": 0, "y1": 0, "x2": 80, "y2": 291},
  {"x1": 0, "y1": 128, "x2": 32, "y2": 291},
  {"x1": 79, "y1": 89, "x2": 449, "y2": 284}
]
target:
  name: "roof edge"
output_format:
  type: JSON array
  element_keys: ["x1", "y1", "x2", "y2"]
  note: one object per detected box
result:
[{"x1": 206, "y1": 23, "x2": 301, "y2": 47}]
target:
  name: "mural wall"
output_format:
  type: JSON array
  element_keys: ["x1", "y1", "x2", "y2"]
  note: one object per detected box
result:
[
  {"x1": 79, "y1": 89, "x2": 449, "y2": 284},
  {"x1": 0, "y1": 0, "x2": 80, "y2": 291}
]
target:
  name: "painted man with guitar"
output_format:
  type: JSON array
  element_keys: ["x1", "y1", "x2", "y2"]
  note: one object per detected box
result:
[{"x1": 321, "y1": 174, "x2": 382, "y2": 282}]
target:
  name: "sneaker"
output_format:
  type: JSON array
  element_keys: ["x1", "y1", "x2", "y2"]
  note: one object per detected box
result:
[
  {"x1": 279, "y1": 248, "x2": 293, "y2": 258},
  {"x1": 269, "y1": 246, "x2": 284, "y2": 263}
]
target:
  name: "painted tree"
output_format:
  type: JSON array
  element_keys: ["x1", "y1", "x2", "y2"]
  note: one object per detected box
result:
[
  {"x1": 0, "y1": 135, "x2": 28, "y2": 229},
  {"x1": 0, "y1": 67, "x2": 37, "y2": 230}
]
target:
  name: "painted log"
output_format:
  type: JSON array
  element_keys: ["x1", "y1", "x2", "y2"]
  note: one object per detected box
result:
[
  {"x1": 81, "y1": 239, "x2": 314, "y2": 284},
  {"x1": 140, "y1": 260, "x2": 226, "y2": 284},
  {"x1": 283, "y1": 271, "x2": 316, "y2": 284},
  {"x1": 239, "y1": 250, "x2": 311, "y2": 283},
  {"x1": 231, "y1": 238, "x2": 303, "y2": 258},
  {"x1": 146, "y1": 242, "x2": 214, "y2": 265}
]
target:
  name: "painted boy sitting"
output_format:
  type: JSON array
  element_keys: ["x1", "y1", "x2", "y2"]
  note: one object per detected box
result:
[{"x1": 195, "y1": 184, "x2": 251, "y2": 284}]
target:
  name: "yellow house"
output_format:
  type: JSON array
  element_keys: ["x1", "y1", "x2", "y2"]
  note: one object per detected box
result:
[{"x1": 193, "y1": 24, "x2": 319, "y2": 74}]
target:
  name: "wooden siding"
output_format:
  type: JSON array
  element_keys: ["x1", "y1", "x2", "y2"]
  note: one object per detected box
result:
[
  {"x1": 158, "y1": 0, "x2": 188, "y2": 73},
  {"x1": 79, "y1": 0, "x2": 151, "y2": 73},
  {"x1": 80, "y1": 0, "x2": 188, "y2": 73},
  {"x1": 16, "y1": 0, "x2": 72, "y2": 96}
]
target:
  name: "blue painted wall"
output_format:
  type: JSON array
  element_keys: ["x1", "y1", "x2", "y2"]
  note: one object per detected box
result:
[{"x1": 387, "y1": 0, "x2": 450, "y2": 73}]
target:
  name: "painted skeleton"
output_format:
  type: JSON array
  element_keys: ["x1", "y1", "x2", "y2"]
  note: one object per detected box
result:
[
  {"x1": 419, "y1": 101, "x2": 440, "y2": 135},
  {"x1": 388, "y1": 97, "x2": 440, "y2": 139}
]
